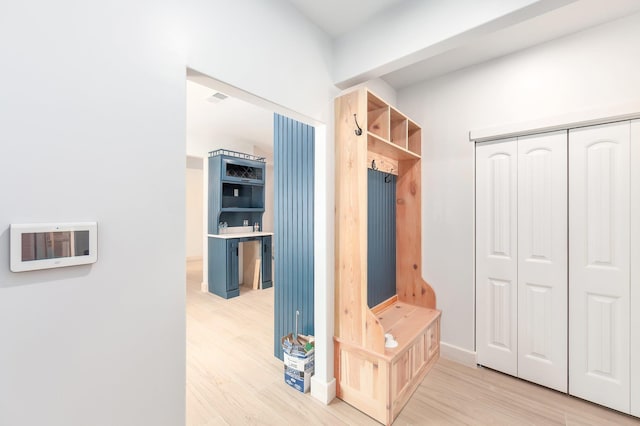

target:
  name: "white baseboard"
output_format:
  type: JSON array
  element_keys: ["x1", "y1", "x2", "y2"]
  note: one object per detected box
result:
[
  {"x1": 311, "y1": 376, "x2": 336, "y2": 404},
  {"x1": 440, "y1": 342, "x2": 477, "y2": 367}
]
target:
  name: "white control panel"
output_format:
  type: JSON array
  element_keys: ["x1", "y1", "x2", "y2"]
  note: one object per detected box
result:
[{"x1": 10, "y1": 222, "x2": 98, "y2": 272}]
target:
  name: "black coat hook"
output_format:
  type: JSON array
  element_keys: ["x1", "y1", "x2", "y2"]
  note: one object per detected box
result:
[
  {"x1": 384, "y1": 167, "x2": 394, "y2": 183},
  {"x1": 371, "y1": 159, "x2": 378, "y2": 171},
  {"x1": 354, "y1": 114, "x2": 363, "y2": 136}
]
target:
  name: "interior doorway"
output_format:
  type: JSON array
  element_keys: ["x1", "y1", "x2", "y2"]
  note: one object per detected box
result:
[{"x1": 184, "y1": 69, "x2": 323, "y2": 423}]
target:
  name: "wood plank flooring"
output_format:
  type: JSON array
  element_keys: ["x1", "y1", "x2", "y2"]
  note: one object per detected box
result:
[{"x1": 186, "y1": 261, "x2": 639, "y2": 425}]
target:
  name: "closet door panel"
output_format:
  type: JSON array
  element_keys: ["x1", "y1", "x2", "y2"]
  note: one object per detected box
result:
[
  {"x1": 631, "y1": 119, "x2": 640, "y2": 417},
  {"x1": 569, "y1": 122, "x2": 630, "y2": 413},
  {"x1": 476, "y1": 139, "x2": 518, "y2": 376},
  {"x1": 517, "y1": 131, "x2": 567, "y2": 392}
]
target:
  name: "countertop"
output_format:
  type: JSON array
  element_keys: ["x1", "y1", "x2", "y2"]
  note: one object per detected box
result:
[{"x1": 208, "y1": 231, "x2": 274, "y2": 239}]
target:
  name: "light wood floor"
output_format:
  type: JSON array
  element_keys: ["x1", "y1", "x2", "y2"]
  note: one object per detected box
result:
[{"x1": 186, "y1": 261, "x2": 639, "y2": 425}]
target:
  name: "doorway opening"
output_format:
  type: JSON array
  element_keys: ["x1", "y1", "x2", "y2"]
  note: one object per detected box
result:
[{"x1": 184, "y1": 69, "x2": 322, "y2": 423}]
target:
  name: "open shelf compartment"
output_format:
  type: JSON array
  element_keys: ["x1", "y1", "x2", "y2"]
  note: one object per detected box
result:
[
  {"x1": 221, "y1": 182, "x2": 264, "y2": 209},
  {"x1": 368, "y1": 132, "x2": 420, "y2": 161},
  {"x1": 367, "y1": 91, "x2": 390, "y2": 140},
  {"x1": 390, "y1": 108, "x2": 408, "y2": 150},
  {"x1": 408, "y1": 121, "x2": 421, "y2": 156}
]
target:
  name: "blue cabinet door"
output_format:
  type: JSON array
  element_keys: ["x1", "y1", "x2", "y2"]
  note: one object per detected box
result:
[
  {"x1": 261, "y1": 236, "x2": 272, "y2": 289},
  {"x1": 208, "y1": 237, "x2": 240, "y2": 299},
  {"x1": 226, "y1": 239, "x2": 239, "y2": 294},
  {"x1": 221, "y1": 157, "x2": 265, "y2": 184}
]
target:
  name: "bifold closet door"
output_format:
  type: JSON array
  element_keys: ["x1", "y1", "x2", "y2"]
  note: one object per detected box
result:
[
  {"x1": 517, "y1": 131, "x2": 567, "y2": 392},
  {"x1": 476, "y1": 139, "x2": 518, "y2": 375},
  {"x1": 632, "y1": 119, "x2": 640, "y2": 417},
  {"x1": 569, "y1": 121, "x2": 630, "y2": 413}
]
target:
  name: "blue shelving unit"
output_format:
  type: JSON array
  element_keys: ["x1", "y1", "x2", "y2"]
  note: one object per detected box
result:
[
  {"x1": 208, "y1": 150, "x2": 266, "y2": 233},
  {"x1": 207, "y1": 150, "x2": 271, "y2": 299}
]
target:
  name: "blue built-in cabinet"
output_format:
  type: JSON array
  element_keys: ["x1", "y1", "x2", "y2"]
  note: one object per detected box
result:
[
  {"x1": 207, "y1": 150, "x2": 272, "y2": 300},
  {"x1": 208, "y1": 235, "x2": 272, "y2": 299},
  {"x1": 208, "y1": 150, "x2": 266, "y2": 234}
]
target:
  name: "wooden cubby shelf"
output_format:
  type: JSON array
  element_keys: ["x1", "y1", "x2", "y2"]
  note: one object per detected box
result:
[
  {"x1": 367, "y1": 91, "x2": 390, "y2": 140},
  {"x1": 390, "y1": 107, "x2": 408, "y2": 150},
  {"x1": 368, "y1": 132, "x2": 420, "y2": 162},
  {"x1": 334, "y1": 88, "x2": 440, "y2": 425},
  {"x1": 408, "y1": 121, "x2": 422, "y2": 156}
]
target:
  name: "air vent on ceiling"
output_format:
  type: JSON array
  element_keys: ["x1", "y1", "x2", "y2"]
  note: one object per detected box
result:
[{"x1": 207, "y1": 92, "x2": 229, "y2": 103}]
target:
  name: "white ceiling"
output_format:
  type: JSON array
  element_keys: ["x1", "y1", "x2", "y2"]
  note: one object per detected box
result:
[
  {"x1": 285, "y1": 0, "x2": 406, "y2": 37},
  {"x1": 187, "y1": 0, "x2": 640, "y2": 153},
  {"x1": 186, "y1": 80, "x2": 274, "y2": 154}
]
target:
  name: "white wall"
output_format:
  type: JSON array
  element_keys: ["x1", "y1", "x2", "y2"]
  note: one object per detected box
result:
[
  {"x1": 397, "y1": 11, "x2": 640, "y2": 354},
  {"x1": 346, "y1": 78, "x2": 398, "y2": 107},
  {"x1": 0, "y1": 1, "x2": 335, "y2": 425},
  {"x1": 186, "y1": 157, "x2": 204, "y2": 260}
]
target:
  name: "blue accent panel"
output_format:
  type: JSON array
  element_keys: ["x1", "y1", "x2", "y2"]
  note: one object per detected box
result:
[
  {"x1": 367, "y1": 169, "x2": 397, "y2": 307},
  {"x1": 273, "y1": 114, "x2": 315, "y2": 360}
]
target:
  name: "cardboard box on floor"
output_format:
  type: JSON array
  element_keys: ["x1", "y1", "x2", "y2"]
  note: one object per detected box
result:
[{"x1": 281, "y1": 333, "x2": 314, "y2": 393}]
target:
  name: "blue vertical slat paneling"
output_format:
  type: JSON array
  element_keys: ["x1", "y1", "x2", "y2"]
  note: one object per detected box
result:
[
  {"x1": 273, "y1": 114, "x2": 314, "y2": 360},
  {"x1": 367, "y1": 169, "x2": 397, "y2": 307}
]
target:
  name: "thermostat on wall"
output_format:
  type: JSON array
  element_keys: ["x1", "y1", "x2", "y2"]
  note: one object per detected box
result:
[{"x1": 10, "y1": 222, "x2": 98, "y2": 272}]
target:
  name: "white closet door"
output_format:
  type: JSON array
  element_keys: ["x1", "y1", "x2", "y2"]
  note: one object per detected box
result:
[
  {"x1": 517, "y1": 131, "x2": 567, "y2": 392},
  {"x1": 476, "y1": 139, "x2": 518, "y2": 376},
  {"x1": 631, "y1": 119, "x2": 640, "y2": 417},
  {"x1": 569, "y1": 122, "x2": 630, "y2": 412}
]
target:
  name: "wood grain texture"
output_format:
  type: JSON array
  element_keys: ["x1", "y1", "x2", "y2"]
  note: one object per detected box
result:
[
  {"x1": 335, "y1": 92, "x2": 367, "y2": 344},
  {"x1": 367, "y1": 150, "x2": 399, "y2": 176},
  {"x1": 371, "y1": 295, "x2": 398, "y2": 315},
  {"x1": 408, "y1": 121, "x2": 421, "y2": 155},
  {"x1": 241, "y1": 241, "x2": 260, "y2": 288},
  {"x1": 335, "y1": 303, "x2": 441, "y2": 424},
  {"x1": 397, "y1": 158, "x2": 436, "y2": 309},
  {"x1": 376, "y1": 302, "x2": 440, "y2": 359},
  {"x1": 252, "y1": 258, "x2": 261, "y2": 290},
  {"x1": 390, "y1": 107, "x2": 408, "y2": 150},
  {"x1": 186, "y1": 260, "x2": 639, "y2": 426},
  {"x1": 368, "y1": 133, "x2": 420, "y2": 161},
  {"x1": 335, "y1": 90, "x2": 372, "y2": 347},
  {"x1": 334, "y1": 339, "x2": 390, "y2": 424},
  {"x1": 367, "y1": 91, "x2": 390, "y2": 140}
]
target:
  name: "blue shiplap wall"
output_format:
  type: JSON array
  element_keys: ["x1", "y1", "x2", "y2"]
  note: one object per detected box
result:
[
  {"x1": 273, "y1": 114, "x2": 314, "y2": 360},
  {"x1": 367, "y1": 169, "x2": 397, "y2": 307}
]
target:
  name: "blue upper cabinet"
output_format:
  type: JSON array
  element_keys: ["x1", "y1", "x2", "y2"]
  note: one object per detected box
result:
[
  {"x1": 208, "y1": 150, "x2": 266, "y2": 234},
  {"x1": 220, "y1": 156, "x2": 265, "y2": 184}
]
